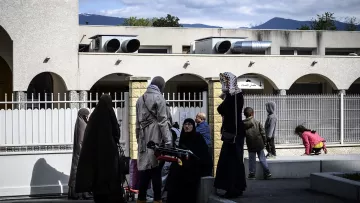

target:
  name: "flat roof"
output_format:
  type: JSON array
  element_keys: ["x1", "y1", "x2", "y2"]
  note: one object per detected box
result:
[
  {"x1": 195, "y1": 36, "x2": 248, "y2": 41},
  {"x1": 89, "y1": 34, "x2": 138, "y2": 39}
]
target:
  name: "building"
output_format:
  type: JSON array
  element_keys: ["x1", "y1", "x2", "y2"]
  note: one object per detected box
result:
[{"x1": 1, "y1": 0, "x2": 360, "y2": 197}]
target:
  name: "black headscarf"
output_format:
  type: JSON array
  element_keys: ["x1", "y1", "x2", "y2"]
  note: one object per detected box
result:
[
  {"x1": 166, "y1": 118, "x2": 213, "y2": 203},
  {"x1": 179, "y1": 118, "x2": 212, "y2": 176},
  {"x1": 75, "y1": 94, "x2": 122, "y2": 196}
]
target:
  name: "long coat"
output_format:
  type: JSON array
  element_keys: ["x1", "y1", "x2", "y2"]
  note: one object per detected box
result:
[
  {"x1": 136, "y1": 87, "x2": 173, "y2": 171},
  {"x1": 68, "y1": 109, "x2": 88, "y2": 188}
]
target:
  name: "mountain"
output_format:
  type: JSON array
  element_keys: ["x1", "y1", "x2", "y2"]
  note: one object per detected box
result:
[
  {"x1": 79, "y1": 14, "x2": 360, "y2": 30},
  {"x1": 251, "y1": 17, "x2": 360, "y2": 30},
  {"x1": 79, "y1": 13, "x2": 222, "y2": 28}
]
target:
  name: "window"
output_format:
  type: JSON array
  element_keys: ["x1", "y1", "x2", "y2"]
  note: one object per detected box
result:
[
  {"x1": 182, "y1": 46, "x2": 190, "y2": 54},
  {"x1": 297, "y1": 50, "x2": 313, "y2": 55},
  {"x1": 280, "y1": 50, "x2": 294, "y2": 55},
  {"x1": 138, "y1": 49, "x2": 168, "y2": 54}
]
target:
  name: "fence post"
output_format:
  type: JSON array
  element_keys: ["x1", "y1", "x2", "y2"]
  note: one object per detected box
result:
[
  {"x1": 202, "y1": 91, "x2": 208, "y2": 118},
  {"x1": 124, "y1": 92, "x2": 130, "y2": 157},
  {"x1": 340, "y1": 90, "x2": 345, "y2": 145}
]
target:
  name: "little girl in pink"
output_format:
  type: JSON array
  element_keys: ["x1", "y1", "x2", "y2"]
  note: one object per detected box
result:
[{"x1": 295, "y1": 125, "x2": 327, "y2": 155}]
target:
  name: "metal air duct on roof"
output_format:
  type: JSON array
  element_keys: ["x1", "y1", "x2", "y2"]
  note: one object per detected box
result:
[{"x1": 231, "y1": 41, "x2": 271, "y2": 54}]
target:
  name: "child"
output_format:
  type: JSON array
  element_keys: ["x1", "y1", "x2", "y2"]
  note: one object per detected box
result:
[
  {"x1": 295, "y1": 125, "x2": 328, "y2": 155},
  {"x1": 243, "y1": 107, "x2": 272, "y2": 179},
  {"x1": 265, "y1": 101, "x2": 277, "y2": 158}
]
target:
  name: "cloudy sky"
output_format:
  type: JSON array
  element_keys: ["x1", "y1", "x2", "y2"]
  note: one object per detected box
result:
[{"x1": 79, "y1": 0, "x2": 360, "y2": 28}]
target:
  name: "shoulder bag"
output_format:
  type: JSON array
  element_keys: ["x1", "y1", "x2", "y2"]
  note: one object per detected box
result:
[{"x1": 221, "y1": 94, "x2": 237, "y2": 144}]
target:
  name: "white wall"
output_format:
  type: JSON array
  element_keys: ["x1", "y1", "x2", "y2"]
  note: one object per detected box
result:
[
  {"x1": 0, "y1": 153, "x2": 72, "y2": 196},
  {"x1": 0, "y1": 0, "x2": 79, "y2": 91},
  {"x1": 79, "y1": 26, "x2": 360, "y2": 54},
  {"x1": 78, "y1": 53, "x2": 360, "y2": 91}
]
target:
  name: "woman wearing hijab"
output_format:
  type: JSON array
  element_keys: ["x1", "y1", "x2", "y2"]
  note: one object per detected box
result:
[
  {"x1": 166, "y1": 118, "x2": 213, "y2": 203},
  {"x1": 214, "y1": 72, "x2": 247, "y2": 198},
  {"x1": 75, "y1": 94, "x2": 124, "y2": 203},
  {"x1": 68, "y1": 108, "x2": 90, "y2": 200}
]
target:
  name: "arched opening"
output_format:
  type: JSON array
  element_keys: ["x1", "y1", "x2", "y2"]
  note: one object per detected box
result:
[
  {"x1": 288, "y1": 74, "x2": 336, "y2": 94},
  {"x1": 90, "y1": 73, "x2": 131, "y2": 106},
  {"x1": 237, "y1": 73, "x2": 277, "y2": 95},
  {"x1": 27, "y1": 72, "x2": 68, "y2": 109},
  {"x1": 347, "y1": 78, "x2": 360, "y2": 94},
  {"x1": 165, "y1": 74, "x2": 208, "y2": 93},
  {"x1": 0, "y1": 26, "x2": 13, "y2": 109}
]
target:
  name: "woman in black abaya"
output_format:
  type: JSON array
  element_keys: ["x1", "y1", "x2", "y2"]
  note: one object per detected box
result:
[
  {"x1": 166, "y1": 118, "x2": 213, "y2": 203},
  {"x1": 75, "y1": 94, "x2": 124, "y2": 203},
  {"x1": 214, "y1": 72, "x2": 247, "y2": 198},
  {"x1": 68, "y1": 108, "x2": 90, "y2": 200}
]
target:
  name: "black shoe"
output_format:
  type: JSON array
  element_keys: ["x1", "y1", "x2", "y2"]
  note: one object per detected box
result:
[
  {"x1": 248, "y1": 173, "x2": 256, "y2": 179},
  {"x1": 264, "y1": 172, "x2": 272, "y2": 179}
]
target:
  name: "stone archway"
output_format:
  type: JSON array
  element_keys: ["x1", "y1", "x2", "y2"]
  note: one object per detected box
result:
[
  {"x1": 288, "y1": 74, "x2": 337, "y2": 94},
  {"x1": 0, "y1": 25, "x2": 13, "y2": 109},
  {"x1": 347, "y1": 77, "x2": 360, "y2": 94},
  {"x1": 27, "y1": 72, "x2": 68, "y2": 108},
  {"x1": 238, "y1": 73, "x2": 278, "y2": 95},
  {"x1": 165, "y1": 73, "x2": 208, "y2": 94}
]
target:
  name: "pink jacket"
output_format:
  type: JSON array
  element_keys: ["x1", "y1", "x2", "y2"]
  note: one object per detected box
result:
[{"x1": 301, "y1": 131, "x2": 326, "y2": 155}]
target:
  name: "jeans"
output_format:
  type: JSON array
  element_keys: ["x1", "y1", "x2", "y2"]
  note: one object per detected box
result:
[
  {"x1": 266, "y1": 137, "x2": 276, "y2": 156},
  {"x1": 138, "y1": 167, "x2": 162, "y2": 201},
  {"x1": 248, "y1": 150, "x2": 270, "y2": 174}
]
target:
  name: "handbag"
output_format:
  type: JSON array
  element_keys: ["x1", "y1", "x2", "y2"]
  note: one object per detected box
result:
[{"x1": 221, "y1": 94, "x2": 237, "y2": 144}]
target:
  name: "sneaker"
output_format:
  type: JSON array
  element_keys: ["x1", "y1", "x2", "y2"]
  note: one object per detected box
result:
[
  {"x1": 267, "y1": 154, "x2": 276, "y2": 159},
  {"x1": 264, "y1": 173, "x2": 272, "y2": 179},
  {"x1": 248, "y1": 173, "x2": 256, "y2": 179}
]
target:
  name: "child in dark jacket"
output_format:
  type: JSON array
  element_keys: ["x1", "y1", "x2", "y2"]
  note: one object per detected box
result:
[
  {"x1": 243, "y1": 107, "x2": 271, "y2": 179},
  {"x1": 265, "y1": 101, "x2": 277, "y2": 158}
]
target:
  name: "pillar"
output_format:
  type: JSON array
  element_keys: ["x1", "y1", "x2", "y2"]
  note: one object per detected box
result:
[
  {"x1": 14, "y1": 91, "x2": 26, "y2": 109},
  {"x1": 68, "y1": 90, "x2": 79, "y2": 109},
  {"x1": 206, "y1": 77, "x2": 223, "y2": 175},
  {"x1": 79, "y1": 90, "x2": 88, "y2": 109},
  {"x1": 127, "y1": 76, "x2": 150, "y2": 159},
  {"x1": 278, "y1": 89, "x2": 287, "y2": 95},
  {"x1": 338, "y1": 89, "x2": 346, "y2": 95}
]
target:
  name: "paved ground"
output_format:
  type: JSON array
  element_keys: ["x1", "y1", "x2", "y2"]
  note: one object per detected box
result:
[
  {"x1": 1, "y1": 179, "x2": 355, "y2": 203},
  {"x1": 220, "y1": 178, "x2": 356, "y2": 203}
]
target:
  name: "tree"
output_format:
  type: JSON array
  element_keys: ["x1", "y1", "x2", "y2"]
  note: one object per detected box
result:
[
  {"x1": 122, "y1": 17, "x2": 154, "y2": 26},
  {"x1": 298, "y1": 25, "x2": 311, "y2": 30},
  {"x1": 152, "y1": 14, "x2": 182, "y2": 27},
  {"x1": 310, "y1": 12, "x2": 337, "y2": 30},
  {"x1": 345, "y1": 17, "x2": 359, "y2": 31}
]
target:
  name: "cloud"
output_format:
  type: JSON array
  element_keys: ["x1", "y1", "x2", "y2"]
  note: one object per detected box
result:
[{"x1": 81, "y1": 0, "x2": 360, "y2": 28}]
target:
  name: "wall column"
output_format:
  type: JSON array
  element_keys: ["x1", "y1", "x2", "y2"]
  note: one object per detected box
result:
[
  {"x1": 68, "y1": 90, "x2": 79, "y2": 109},
  {"x1": 14, "y1": 91, "x2": 26, "y2": 109},
  {"x1": 206, "y1": 77, "x2": 223, "y2": 175},
  {"x1": 127, "y1": 76, "x2": 150, "y2": 159},
  {"x1": 278, "y1": 89, "x2": 287, "y2": 95},
  {"x1": 79, "y1": 90, "x2": 88, "y2": 109}
]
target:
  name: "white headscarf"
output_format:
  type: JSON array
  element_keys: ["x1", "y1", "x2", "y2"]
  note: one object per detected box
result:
[{"x1": 219, "y1": 72, "x2": 242, "y2": 96}]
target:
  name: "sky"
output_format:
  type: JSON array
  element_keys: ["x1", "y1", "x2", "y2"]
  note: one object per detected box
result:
[{"x1": 79, "y1": 0, "x2": 360, "y2": 28}]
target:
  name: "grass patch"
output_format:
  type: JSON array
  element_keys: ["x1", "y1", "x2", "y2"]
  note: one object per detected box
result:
[{"x1": 335, "y1": 173, "x2": 360, "y2": 182}]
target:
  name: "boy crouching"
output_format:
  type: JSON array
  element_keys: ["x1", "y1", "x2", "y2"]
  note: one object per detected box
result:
[{"x1": 243, "y1": 107, "x2": 272, "y2": 179}]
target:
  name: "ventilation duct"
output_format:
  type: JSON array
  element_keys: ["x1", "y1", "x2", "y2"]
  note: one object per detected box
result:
[
  {"x1": 104, "y1": 39, "x2": 121, "y2": 52},
  {"x1": 231, "y1": 41, "x2": 271, "y2": 54},
  {"x1": 121, "y1": 39, "x2": 141, "y2": 53},
  {"x1": 215, "y1": 40, "x2": 231, "y2": 54},
  {"x1": 88, "y1": 35, "x2": 140, "y2": 53}
]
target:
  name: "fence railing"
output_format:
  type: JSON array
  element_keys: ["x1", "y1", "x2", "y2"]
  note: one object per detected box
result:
[
  {"x1": 164, "y1": 91, "x2": 207, "y2": 128},
  {"x1": 1, "y1": 92, "x2": 359, "y2": 153},
  {"x1": 0, "y1": 92, "x2": 129, "y2": 155}
]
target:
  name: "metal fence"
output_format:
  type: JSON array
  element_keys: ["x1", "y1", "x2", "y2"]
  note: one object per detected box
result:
[
  {"x1": 244, "y1": 94, "x2": 360, "y2": 145},
  {"x1": 0, "y1": 92, "x2": 129, "y2": 155}
]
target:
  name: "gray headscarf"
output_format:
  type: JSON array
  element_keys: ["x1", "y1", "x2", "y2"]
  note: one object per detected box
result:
[{"x1": 150, "y1": 76, "x2": 166, "y2": 93}]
